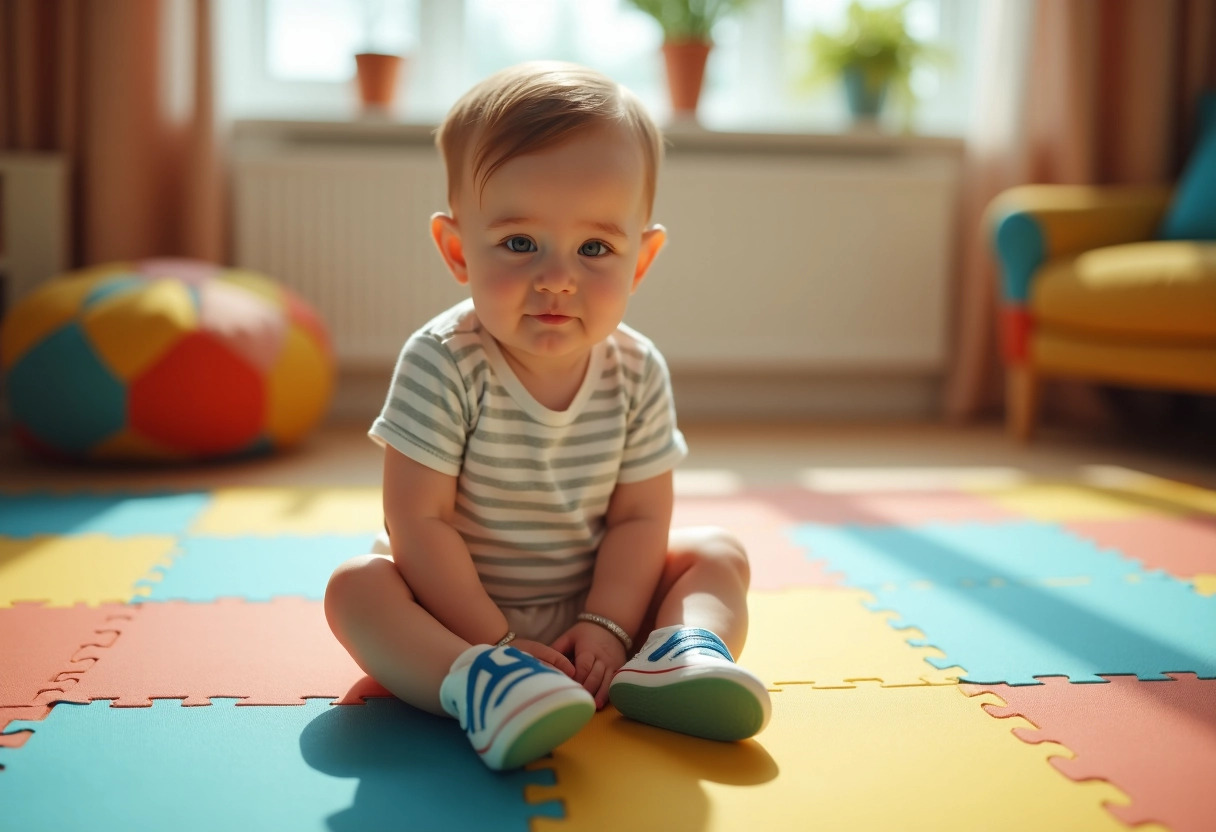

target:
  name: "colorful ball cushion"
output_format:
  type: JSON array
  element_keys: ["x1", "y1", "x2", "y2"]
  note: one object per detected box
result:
[{"x1": 1, "y1": 259, "x2": 334, "y2": 462}]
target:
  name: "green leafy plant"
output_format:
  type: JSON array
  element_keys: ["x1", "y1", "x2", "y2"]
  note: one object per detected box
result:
[
  {"x1": 625, "y1": 0, "x2": 755, "y2": 43},
  {"x1": 805, "y1": 0, "x2": 949, "y2": 125}
]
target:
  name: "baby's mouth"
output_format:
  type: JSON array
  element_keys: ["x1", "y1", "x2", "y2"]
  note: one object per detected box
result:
[{"x1": 533, "y1": 313, "x2": 573, "y2": 325}]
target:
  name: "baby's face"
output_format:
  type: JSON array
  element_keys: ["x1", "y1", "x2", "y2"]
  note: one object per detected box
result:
[{"x1": 452, "y1": 123, "x2": 656, "y2": 377}]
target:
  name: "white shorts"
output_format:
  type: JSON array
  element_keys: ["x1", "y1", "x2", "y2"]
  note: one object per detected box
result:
[{"x1": 371, "y1": 530, "x2": 587, "y2": 645}]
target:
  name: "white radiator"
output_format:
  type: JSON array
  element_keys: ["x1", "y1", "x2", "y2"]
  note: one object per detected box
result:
[
  {"x1": 233, "y1": 125, "x2": 961, "y2": 379},
  {"x1": 644, "y1": 151, "x2": 960, "y2": 371},
  {"x1": 233, "y1": 147, "x2": 467, "y2": 367}
]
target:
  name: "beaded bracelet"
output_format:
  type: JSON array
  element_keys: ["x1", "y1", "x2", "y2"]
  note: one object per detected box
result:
[
  {"x1": 495, "y1": 630, "x2": 516, "y2": 647},
  {"x1": 576, "y1": 612, "x2": 633, "y2": 651}
]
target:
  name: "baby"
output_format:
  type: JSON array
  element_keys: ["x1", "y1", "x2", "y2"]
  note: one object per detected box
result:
[{"x1": 325, "y1": 61, "x2": 770, "y2": 771}]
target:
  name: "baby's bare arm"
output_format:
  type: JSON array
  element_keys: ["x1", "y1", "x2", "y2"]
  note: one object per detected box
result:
[
  {"x1": 585, "y1": 470, "x2": 674, "y2": 642},
  {"x1": 382, "y1": 446, "x2": 510, "y2": 645},
  {"x1": 552, "y1": 470, "x2": 673, "y2": 706}
]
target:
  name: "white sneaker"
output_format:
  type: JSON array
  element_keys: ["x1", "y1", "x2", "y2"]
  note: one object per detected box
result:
[
  {"x1": 609, "y1": 625, "x2": 771, "y2": 741},
  {"x1": 439, "y1": 644, "x2": 595, "y2": 771}
]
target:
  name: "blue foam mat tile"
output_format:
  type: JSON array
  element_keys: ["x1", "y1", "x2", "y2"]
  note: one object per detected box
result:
[
  {"x1": 0, "y1": 491, "x2": 211, "y2": 537},
  {"x1": 790, "y1": 520, "x2": 1148, "y2": 588},
  {"x1": 139, "y1": 534, "x2": 377, "y2": 601},
  {"x1": 0, "y1": 698, "x2": 562, "y2": 832},
  {"x1": 864, "y1": 572, "x2": 1216, "y2": 685}
]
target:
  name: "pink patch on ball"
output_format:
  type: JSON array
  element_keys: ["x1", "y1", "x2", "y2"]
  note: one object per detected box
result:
[
  {"x1": 284, "y1": 289, "x2": 332, "y2": 352},
  {"x1": 197, "y1": 278, "x2": 288, "y2": 373},
  {"x1": 138, "y1": 258, "x2": 222, "y2": 285}
]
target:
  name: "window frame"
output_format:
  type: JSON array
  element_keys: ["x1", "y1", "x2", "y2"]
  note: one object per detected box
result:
[{"x1": 218, "y1": 0, "x2": 977, "y2": 135}]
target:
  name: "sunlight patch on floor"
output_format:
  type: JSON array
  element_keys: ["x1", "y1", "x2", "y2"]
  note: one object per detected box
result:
[
  {"x1": 796, "y1": 467, "x2": 1032, "y2": 493},
  {"x1": 673, "y1": 469, "x2": 744, "y2": 497}
]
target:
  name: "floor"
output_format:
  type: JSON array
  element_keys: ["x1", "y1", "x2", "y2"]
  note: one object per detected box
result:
[
  {"x1": 3, "y1": 417, "x2": 1214, "y2": 493},
  {"x1": 2, "y1": 417, "x2": 1213, "y2": 830}
]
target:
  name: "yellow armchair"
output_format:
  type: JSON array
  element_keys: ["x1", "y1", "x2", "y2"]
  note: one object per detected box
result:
[{"x1": 986, "y1": 185, "x2": 1216, "y2": 439}]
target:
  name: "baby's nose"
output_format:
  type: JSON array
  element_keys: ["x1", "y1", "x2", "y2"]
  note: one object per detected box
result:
[{"x1": 534, "y1": 255, "x2": 577, "y2": 293}]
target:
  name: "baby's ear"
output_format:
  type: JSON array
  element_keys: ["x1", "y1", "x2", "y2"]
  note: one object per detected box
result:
[
  {"x1": 430, "y1": 213, "x2": 468, "y2": 284},
  {"x1": 632, "y1": 224, "x2": 667, "y2": 292}
]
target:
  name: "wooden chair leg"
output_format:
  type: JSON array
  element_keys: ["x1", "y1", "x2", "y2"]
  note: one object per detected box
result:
[{"x1": 1007, "y1": 364, "x2": 1039, "y2": 441}]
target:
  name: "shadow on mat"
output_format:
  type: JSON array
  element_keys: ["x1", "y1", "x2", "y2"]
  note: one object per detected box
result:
[
  {"x1": 0, "y1": 490, "x2": 211, "y2": 536},
  {"x1": 752, "y1": 483, "x2": 1216, "y2": 713},
  {"x1": 524, "y1": 708, "x2": 780, "y2": 831},
  {"x1": 301, "y1": 694, "x2": 780, "y2": 832},
  {"x1": 300, "y1": 696, "x2": 562, "y2": 832}
]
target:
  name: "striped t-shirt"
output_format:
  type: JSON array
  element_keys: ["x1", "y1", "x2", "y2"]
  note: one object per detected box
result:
[{"x1": 369, "y1": 299, "x2": 688, "y2": 606}]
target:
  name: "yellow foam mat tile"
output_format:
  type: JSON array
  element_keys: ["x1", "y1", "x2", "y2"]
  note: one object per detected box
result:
[
  {"x1": 963, "y1": 482, "x2": 1189, "y2": 521},
  {"x1": 0, "y1": 535, "x2": 177, "y2": 606},
  {"x1": 1120, "y1": 478, "x2": 1216, "y2": 516},
  {"x1": 528, "y1": 685, "x2": 1151, "y2": 832},
  {"x1": 189, "y1": 487, "x2": 384, "y2": 535},
  {"x1": 1080, "y1": 467, "x2": 1216, "y2": 516},
  {"x1": 743, "y1": 589, "x2": 962, "y2": 687},
  {"x1": 1194, "y1": 574, "x2": 1216, "y2": 597}
]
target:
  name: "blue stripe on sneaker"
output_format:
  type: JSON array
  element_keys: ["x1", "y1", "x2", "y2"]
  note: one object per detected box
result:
[
  {"x1": 646, "y1": 628, "x2": 734, "y2": 663},
  {"x1": 467, "y1": 647, "x2": 558, "y2": 733}
]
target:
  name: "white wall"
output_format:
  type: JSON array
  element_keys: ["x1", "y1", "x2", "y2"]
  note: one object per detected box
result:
[{"x1": 232, "y1": 121, "x2": 963, "y2": 420}]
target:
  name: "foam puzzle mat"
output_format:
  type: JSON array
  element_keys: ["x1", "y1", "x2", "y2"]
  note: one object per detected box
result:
[{"x1": 1, "y1": 471, "x2": 1213, "y2": 831}]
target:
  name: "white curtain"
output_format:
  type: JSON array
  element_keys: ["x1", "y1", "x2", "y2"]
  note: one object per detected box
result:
[{"x1": 943, "y1": 0, "x2": 1037, "y2": 421}]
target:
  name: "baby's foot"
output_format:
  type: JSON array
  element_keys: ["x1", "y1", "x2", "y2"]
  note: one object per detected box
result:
[
  {"x1": 609, "y1": 625, "x2": 771, "y2": 741},
  {"x1": 440, "y1": 644, "x2": 594, "y2": 770}
]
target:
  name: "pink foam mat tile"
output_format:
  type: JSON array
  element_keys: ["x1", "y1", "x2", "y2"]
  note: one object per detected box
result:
[
  {"x1": 964, "y1": 674, "x2": 1216, "y2": 832},
  {"x1": 1, "y1": 705, "x2": 50, "y2": 746},
  {"x1": 1, "y1": 705, "x2": 49, "y2": 768},
  {"x1": 671, "y1": 488, "x2": 1022, "y2": 590},
  {"x1": 752, "y1": 487, "x2": 1023, "y2": 526},
  {"x1": 672, "y1": 494, "x2": 847, "y2": 590},
  {"x1": 0, "y1": 602, "x2": 135, "y2": 708},
  {"x1": 39, "y1": 598, "x2": 392, "y2": 707},
  {"x1": 1061, "y1": 515, "x2": 1216, "y2": 582}
]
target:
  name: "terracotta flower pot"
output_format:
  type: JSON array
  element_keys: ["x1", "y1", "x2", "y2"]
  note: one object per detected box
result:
[
  {"x1": 662, "y1": 40, "x2": 712, "y2": 120},
  {"x1": 354, "y1": 53, "x2": 405, "y2": 112}
]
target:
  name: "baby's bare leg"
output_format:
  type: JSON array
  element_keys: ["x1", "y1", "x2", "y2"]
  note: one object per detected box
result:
[
  {"x1": 650, "y1": 526, "x2": 751, "y2": 657},
  {"x1": 324, "y1": 554, "x2": 468, "y2": 715},
  {"x1": 612, "y1": 526, "x2": 768, "y2": 741}
]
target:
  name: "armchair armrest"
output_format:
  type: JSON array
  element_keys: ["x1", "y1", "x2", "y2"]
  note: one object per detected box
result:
[{"x1": 986, "y1": 184, "x2": 1173, "y2": 303}]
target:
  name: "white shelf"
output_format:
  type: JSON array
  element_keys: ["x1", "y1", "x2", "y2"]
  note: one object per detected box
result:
[{"x1": 231, "y1": 118, "x2": 966, "y2": 159}]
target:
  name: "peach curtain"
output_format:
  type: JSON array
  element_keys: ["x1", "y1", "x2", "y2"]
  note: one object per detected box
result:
[
  {"x1": 943, "y1": 0, "x2": 1216, "y2": 422},
  {"x1": 0, "y1": 0, "x2": 224, "y2": 266}
]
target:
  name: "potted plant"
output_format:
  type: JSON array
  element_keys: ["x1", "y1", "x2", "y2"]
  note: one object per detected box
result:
[
  {"x1": 626, "y1": 0, "x2": 756, "y2": 120},
  {"x1": 354, "y1": 0, "x2": 407, "y2": 113},
  {"x1": 804, "y1": 0, "x2": 948, "y2": 128}
]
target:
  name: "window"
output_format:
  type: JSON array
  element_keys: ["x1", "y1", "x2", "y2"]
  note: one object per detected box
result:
[
  {"x1": 265, "y1": 0, "x2": 420, "y2": 81},
  {"x1": 219, "y1": 0, "x2": 979, "y2": 135}
]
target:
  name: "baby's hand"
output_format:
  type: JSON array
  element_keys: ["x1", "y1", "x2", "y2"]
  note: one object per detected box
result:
[
  {"x1": 510, "y1": 638, "x2": 577, "y2": 678},
  {"x1": 551, "y1": 622, "x2": 628, "y2": 709}
]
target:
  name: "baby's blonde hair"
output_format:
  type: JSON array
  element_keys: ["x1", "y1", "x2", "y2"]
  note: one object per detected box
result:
[{"x1": 436, "y1": 61, "x2": 663, "y2": 219}]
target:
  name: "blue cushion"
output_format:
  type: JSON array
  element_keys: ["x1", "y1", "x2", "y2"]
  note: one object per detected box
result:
[{"x1": 1158, "y1": 91, "x2": 1216, "y2": 240}]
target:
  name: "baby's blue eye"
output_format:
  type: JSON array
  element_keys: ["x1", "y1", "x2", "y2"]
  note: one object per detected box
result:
[
  {"x1": 505, "y1": 236, "x2": 536, "y2": 253},
  {"x1": 579, "y1": 241, "x2": 610, "y2": 257}
]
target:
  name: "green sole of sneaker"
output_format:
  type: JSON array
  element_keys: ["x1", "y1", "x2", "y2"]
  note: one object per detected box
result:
[
  {"x1": 498, "y1": 701, "x2": 595, "y2": 770},
  {"x1": 610, "y1": 677, "x2": 766, "y2": 742}
]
